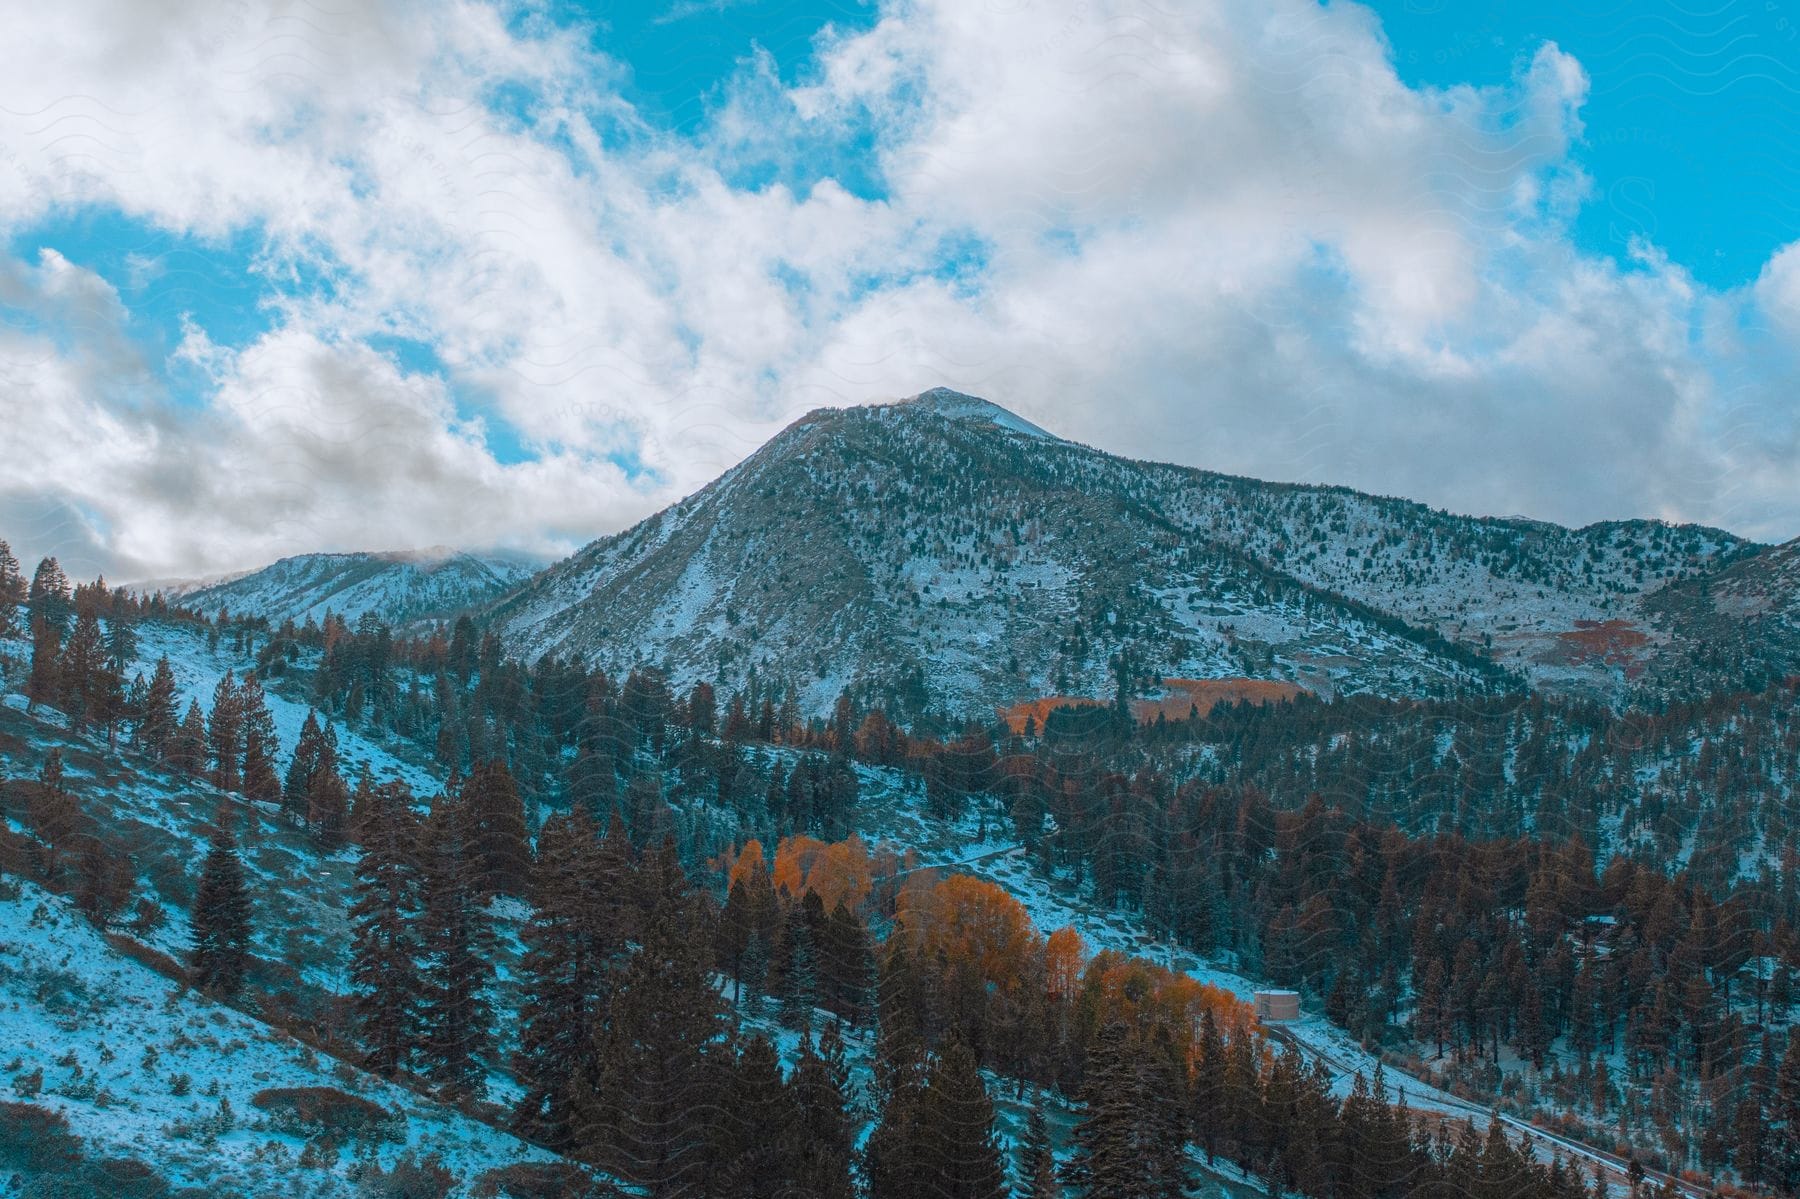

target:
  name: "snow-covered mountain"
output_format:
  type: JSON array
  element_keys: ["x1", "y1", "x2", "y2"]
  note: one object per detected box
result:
[
  {"x1": 173, "y1": 547, "x2": 543, "y2": 629},
  {"x1": 489, "y1": 388, "x2": 1784, "y2": 715}
]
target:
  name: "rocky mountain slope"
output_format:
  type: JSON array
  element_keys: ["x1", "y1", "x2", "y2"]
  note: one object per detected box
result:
[
  {"x1": 174, "y1": 547, "x2": 541, "y2": 630},
  {"x1": 488, "y1": 389, "x2": 1783, "y2": 715}
]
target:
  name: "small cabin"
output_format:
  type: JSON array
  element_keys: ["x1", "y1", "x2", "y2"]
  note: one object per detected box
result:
[{"x1": 1254, "y1": 990, "x2": 1301, "y2": 1022}]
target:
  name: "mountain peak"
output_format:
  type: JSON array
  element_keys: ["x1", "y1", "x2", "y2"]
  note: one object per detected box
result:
[
  {"x1": 492, "y1": 384, "x2": 1769, "y2": 714},
  {"x1": 891, "y1": 387, "x2": 1059, "y2": 441}
]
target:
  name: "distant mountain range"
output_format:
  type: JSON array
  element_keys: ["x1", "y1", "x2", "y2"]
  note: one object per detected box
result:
[
  {"x1": 168, "y1": 390, "x2": 1800, "y2": 715},
  {"x1": 168, "y1": 547, "x2": 543, "y2": 630}
]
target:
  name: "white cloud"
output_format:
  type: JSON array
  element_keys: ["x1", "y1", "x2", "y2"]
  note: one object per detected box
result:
[
  {"x1": 0, "y1": 252, "x2": 645, "y2": 580},
  {"x1": 0, "y1": 0, "x2": 1797, "y2": 582},
  {"x1": 1755, "y1": 241, "x2": 1800, "y2": 334}
]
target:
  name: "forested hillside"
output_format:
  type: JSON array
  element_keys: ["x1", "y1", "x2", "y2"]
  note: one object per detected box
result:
[{"x1": 2, "y1": 537, "x2": 1797, "y2": 1196}]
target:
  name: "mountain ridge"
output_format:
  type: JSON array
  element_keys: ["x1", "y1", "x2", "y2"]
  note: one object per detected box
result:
[
  {"x1": 175, "y1": 546, "x2": 544, "y2": 629},
  {"x1": 485, "y1": 391, "x2": 1782, "y2": 715}
]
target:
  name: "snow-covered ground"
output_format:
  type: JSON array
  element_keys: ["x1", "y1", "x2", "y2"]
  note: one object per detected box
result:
[
  {"x1": 171, "y1": 548, "x2": 541, "y2": 631},
  {"x1": 0, "y1": 879, "x2": 561, "y2": 1197},
  {"x1": 133, "y1": 622, "x2": 443, "y2": 798}
]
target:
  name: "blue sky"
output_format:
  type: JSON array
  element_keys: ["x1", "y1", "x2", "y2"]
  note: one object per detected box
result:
[
  {"x1": 501, "y1": 0, "x2": 1800, "y2": 287},
  {"x1": 535, "y1": 0, "x2": 1800, "y2": 287},
  {"x1": 562, "y1": 0, "x2": 878, "y2": 135},
  {"x1": 1367, "y1": 0, "x2": 1800, "y2": 287},
  {"x1": 2, "y1": 0, "x2": 1799, "y2": 578}
]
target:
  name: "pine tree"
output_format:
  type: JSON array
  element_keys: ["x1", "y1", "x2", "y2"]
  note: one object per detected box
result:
[
  {"x1": 875, "y1": 936, "x2": 927, "y2": 1100},
  {"x1": 349, "y1": 781, "x2": 423, "y2": 1077},
  {"x1": 1774, "y1": 1028, "x2": 1800, "y2": 1192},
  {"x1": 238, "y1": 673, "x2": 282, "y2": 803},
  {"x1": 448, "y1": 615, "x2": 476, "y2": 681},
  {"x1": 573, "y1": 891, "x2": 726, "y2": 1194},
  {"x1": 26, "y1": 557, "x2": 71, "y2": 637},
  {"x1": 415, "y1": 794, "x2": 494, "y2": 1099},
  {"x1": 1018, "y1": 1096, "x2": 1060, "y2": 1199},
  {"x1": 687, "y1": 680, "x2": 716, "y2": 735},
  {"x1": 105, "y1": 614, "x2": 136, "y2": 675},
  {"x1": 513, "y1": 807, "x2": 629, "y2": 1145},
  {"x1": 135, "y1": 656, "x2": 180, "y2": 761},
  {"x1": 561, "y1": 739, "x2": 616, "y2": 821},
  {"x1": 61, "y1": 612, "x2": 125, "y2": 741},
  {"x1": 121, "y1": 670, "x2": 148, "y2": 743},
  {"x1": 865, "y1": 1041, "x2": 927, "y2": 1199},
  {"x1": 25, "y1": 615, "x2": 60, "y2": 713},
  {"x1": 74, "y1": 833, "x2": 132, "y2": 926},
  {"x1": 819, "y1": 1017, "x2": 857, "y2": 1115},
  {"x1": 1369, "y1": 1067, "x2": 1420, "y2": 1198},
  {"x1": 459, "y1": 759, "x2": 530, "y2": 898},
  {"x1": 207, "y1": 671, "x2": 244, "y2": 791},
  {"x1": 709, "y1": 1033, "x2": 803, "y2": 1198},
  {"x1": 719, "y1": 843, "x2": 778, "y2": 1010},
  {"x1": 625, "y1": 770, "x2": 673, "y2": 845},
  {"x1": 1062, "y1": 1022, "x2": 1151, "y2": 1199},
  {"x1": 307, "y1": 766, "x2": 351, "y2": 847},
  {"x1": 189, "y1": 818, "x2": 252, "y2": 998},
  {"x1": 775, "y1": 897, "x2": 819, "y2": 1027},
  {"x1": 821, "y1": 899, "x2": 875, "y2": 1026},
  {"x1": 1065, "y1": 1019, "x2": 1192, "y2": 1198},
  {"x1": 0, "y1": 539, "x2": 24, "y2": 638},
  {"x1": 170, "y1": 699, "x2": 209, "y2": 775},
  {"x1": 723, "y1": 693, "x2": 750, "y2": 742},
  {"x1": 59, "y1": 608, "x2": 106, "y2": 727},
  {"x1": 718, "y1": 874, "x2": 755, "y2": 1006},
  {"x1": 284, "y1": 710, "x2": 328, "y2": 815},
  {"x1": 1191, "y1": 1005, "x2": 1226, "y2": 1165},
  {"x1": 27, "y1": 749, "x2": 81, "y2": 879},
  {"x1": 914, "y1": 1040, "x2": 1007, "y2": 1199},
  {"x1": 1220, "y1": 1018, "x2": 1263, "y2": 1172},
  {"x1": 1141, "y1": 1027, "x2": 1193, "y2": 1199},
  {"x1": 790, "y1": 1028, "x2": 857, "y2": 1199},
  {"x1": 90, "y1": 651, "x2": 127, "y2": 746}
]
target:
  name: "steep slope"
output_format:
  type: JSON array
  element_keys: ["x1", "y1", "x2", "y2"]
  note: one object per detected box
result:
[
  {"x1": 0, "y1": 620, "x2": 592, "y2": 1196},
  {"x1": 1632, "y1": 535, "x2": 1800, "y2": 693},
  {"x1": 0, "y1": 879, "x2": 562, "y2": 1196},
  {"x1": 175, "y1": 547, "x2": 541, "y2": 630},
  {"x1": 491, "y1": 389, "x2": 1774, "y2": 715}
]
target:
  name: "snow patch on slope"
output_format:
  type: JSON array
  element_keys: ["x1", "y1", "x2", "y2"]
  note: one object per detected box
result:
[{"x1": 0, "y1": 880, "x2": 557, "y2": 1196}]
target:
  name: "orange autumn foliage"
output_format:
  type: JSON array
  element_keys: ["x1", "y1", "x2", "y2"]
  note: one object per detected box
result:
[
  {"x1": 1556, "y1": 619, "x2": 1652, "y2": 676},
  {"x1": 726, "y1": 839, "x2": 769, "y2": 891},
  {"x1": 812, "y1": 838, "x2": 875, "y2": 912},
  {"x1": 1078, "y1": 949, "x2": 1259, "y2": 1064},
  {"x1": 997, "y1": 677, "x2": 1309, "y2": 733},
  {"x1": 896, "y1": 873, "x2": 1043, "y2": 997},
  {"x1": 994, "y1": 695, "x2": 1107, "y2": 735},
  {"x1": 1044, "y1": 925, "x2": 1086, "y2": 1002},
  {"x1": 769, "y1": 835, "x2": 829, "y2": 897},
  {"x1": 894, "y1": 872, "x2": 1262, "y2": 1071},
  {"x1": 1128, "y1": 677, "x2": 1309, "y2": 724},
  {"x1": 758, "y1": 834, "x2": 875, "y2": 913},
  {"x1": 721, "y1": 845, "x2": 1265, "y2": 1071}
]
